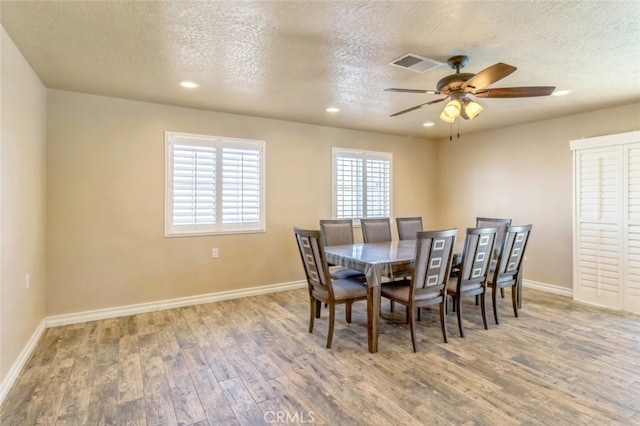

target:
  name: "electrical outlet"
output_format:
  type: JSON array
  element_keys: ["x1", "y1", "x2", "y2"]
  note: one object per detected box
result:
[
  {"x1": 212, "y1": 248, "x2": 219, "y2": 258},
  {"x1": 25, "y1": 273, "x2": 30, "y2": 289}
]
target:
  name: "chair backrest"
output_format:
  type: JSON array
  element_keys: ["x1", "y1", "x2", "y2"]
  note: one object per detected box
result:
[
  {"x1": 458, "y1": 227, "x2": 498, "y2": 286},
  {"x1": 319, "y1": 219, "x2": 354, "y2": 247},
  {"x1": 494, "y1": 225, "x2": 533, "y2": 283},
  {"x1": 293, "y1": 227, "x2": 334, "y2": 299},
  {"x1": 411, "y1": 229, "x2": 457, "y2": 300},
  {"x1": 360, "y1": 218, "x2": 392, "y2": 243},
  {"x1": 396, "y1": 217, "x2": 423, "y2": 240},
  {"x1": 476, "y1": 217, "x2": 512, "y2": 257}
]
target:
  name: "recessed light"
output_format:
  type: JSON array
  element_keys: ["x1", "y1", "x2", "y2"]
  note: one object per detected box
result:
[
  {"x1": 179, "y1": 81, "x2": 199, "y2": 89},
  {"x1": 422, "y1": 121, "x2": 435, "y2": 127},
  {"x1": 326, "y1": 107, "x2": 340, "y2": 113},
  {"x1": 552, "y1": 89, "x2": 572, "y2": 96}
]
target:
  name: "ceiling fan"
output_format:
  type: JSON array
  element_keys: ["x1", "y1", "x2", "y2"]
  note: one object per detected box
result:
[{"x1": 386, "y1": 55, "x2": 555, "y2": 123}]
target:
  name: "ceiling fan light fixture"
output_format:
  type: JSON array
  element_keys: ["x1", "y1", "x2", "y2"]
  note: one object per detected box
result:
[
  {"x1": 439, "y1": 110, "x2": 455, "y2": 123},
  {"x1": 443, "y1": 99, "x2": 461, "y2": 119},
  {"x1": 463, "y1": 100, "x2": 483, "y2": 120}
]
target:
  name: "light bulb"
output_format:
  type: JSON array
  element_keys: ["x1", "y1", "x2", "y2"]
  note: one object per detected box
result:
[
  {"x1": 443, "y1": 100, "x2": 461, "y2": 119},
  {"x1": 440, "y1": 110, "x2": 455, "y2": 123},
  {"x1": 464, "y1": 101, "x2": 483, "y2": 120}
]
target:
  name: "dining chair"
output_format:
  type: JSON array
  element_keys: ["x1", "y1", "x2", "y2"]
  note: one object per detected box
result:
[
  {"x1": 396, "y1": 217, "x2": 423, "y2": 240},
  {"x1": 447, "y1": 227, "x2": 498, "y2": 337},
  {"x1": 319, "y1": 219, "x2": 366, "y2": 281},
  {"x1": 293, "y1": 227, "x2": 367, "y2": 348},
  {"x1": 360, "y1": 218, "x2": 392, "y2": 243},
  {"x1": 488, "y1": 224, "x2": 532, "y2": 324},
  {"x1": 475, "y1": 217, "x2": 512, "y2": 257},
  {"x1": 381, "y1": 229, "x2": 457, "y2": 351},
  {"x1": 475, "y1": 217, "x2": 512, "y2": 299},
  {"x1": 360, "y1": 217, "x2": 408, "y2": 312}
]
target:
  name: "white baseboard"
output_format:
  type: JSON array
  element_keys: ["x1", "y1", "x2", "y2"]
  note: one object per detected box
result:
[
  {"x1": 0, "y1": 319, "x2": 46, "y2": 405},
  {"x1": 46, "y1": 280, "x2": 306, "y2": 327},
  {"x1": 523, "y1": 279, "x2": 573, "y2": 297}
]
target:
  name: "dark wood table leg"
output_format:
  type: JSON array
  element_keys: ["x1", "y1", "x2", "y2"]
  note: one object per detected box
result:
[
  {"x1": 367, "y1": 284, "x2": 381, "y2": 353},
  {"x1": 366, "y1": 266, "x2": 382, "y2": 353}
]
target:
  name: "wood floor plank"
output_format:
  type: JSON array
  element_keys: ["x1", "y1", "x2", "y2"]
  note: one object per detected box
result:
[
  {"x1": 162, "y1": 352, "x2": 207, "y2": 425},
  {"x1": 2, "y1": 288, "x2": 639, "y2": 425},
  {"x1": 143, "y1": 373, "x2": 178, "y2": 426},
  {"x1": 190, "y1": 368, "x2": 239, "y2": 425},
  {"x1": 85, "y1": 361, "x2": 119, "y2": 425},
  {"x1": 219, "y1": 377, "x2": 266, "y2": 426},
  {"x1": 55, "y1": 353, "x2": 97, "y2": 424}
]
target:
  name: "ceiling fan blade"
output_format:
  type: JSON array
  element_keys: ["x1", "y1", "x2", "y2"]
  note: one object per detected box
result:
[
  {"x1": 390, "y1": 97, "x2": 447, "y2": 117},
  {"x1": 385, "y1": 88, "x2": 439, "y2": 94},
  {"x1": 474, "y1": 86, "x2": 556, "y2": 98},
  {"x1": 461, "y1": 63, "x2": 517, "y2": 91}
]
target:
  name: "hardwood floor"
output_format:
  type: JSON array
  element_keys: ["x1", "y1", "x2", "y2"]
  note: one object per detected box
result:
[{"x1": 1, "y1": 288, "x2": 639, "y2": 425}]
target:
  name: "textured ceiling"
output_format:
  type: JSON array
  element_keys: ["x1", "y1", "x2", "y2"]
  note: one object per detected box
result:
[{"x1": 2, "y1": 1, "x2": 639, "y2": 139}]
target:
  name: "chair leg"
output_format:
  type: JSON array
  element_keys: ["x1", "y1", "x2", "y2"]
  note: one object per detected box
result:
[
  {"x1": 500, "y1": 288, "x2": 505, "y2": 298},
  {"x1": 315, "y1": 300, "x2": 322, "y2": 318},
  {"x1": 492, "y1": 285, "x2": 500, "y2": 325},
  {"x1": 409, "y1": 306, "x2": 418, "y2": 353},
  {"x1": 480, "y1": 292, "x2": 488, "y2": 330},
  {"x1": 345, "y1": 302, "x2": 352, "y2": 323},
  {"x1": 327, "y1": 303, "x2": 336, "y2": 348},
  {"x1": 417, "y1": 307, "x2": 422, "y2": 322},
  {"x1": 439, "y1": 300, "x2": 448, "y2": 343},
  {"x1": 456, "y1": 295, "x2": 465, "y2": 338},
  {"x1": 512, "y1": 284, "x2": 519, "y2": 318},
  {"x1": 405, "y1": 306, "x2": 409, "y2": 324},
  {"x1": 309, "y1": 298, "x2": 316, "y2": 333},
  {"x1": 475, "y1": 294, "x2": 479, "y2": 305},
  {"x1": 390, "y1": 300, "x2": 395, "y2": 312}
]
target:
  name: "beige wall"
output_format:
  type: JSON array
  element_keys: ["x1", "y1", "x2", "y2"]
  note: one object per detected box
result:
[
  {"x1": 46, "y1": 90, "x2": 437, "y2": 316},
  {"x1": 0, "y1": 28, "x2": 47, "y2": 379},
  {"x1": 435, "y1": 102, "x2": 640, "y2": 289}
]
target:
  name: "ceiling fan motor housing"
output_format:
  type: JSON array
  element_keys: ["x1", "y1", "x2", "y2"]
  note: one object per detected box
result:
[{"x1": 436, "y1": 73, "x2": 474, "y2": 93}]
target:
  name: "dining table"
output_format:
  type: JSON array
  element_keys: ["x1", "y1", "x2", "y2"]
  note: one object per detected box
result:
[
  {"x1": 325, "y1": 237, "x2": 524, "y2": 353},
  {"x1": 324, "y1": 240, "x2": 416, "y2": 353}
]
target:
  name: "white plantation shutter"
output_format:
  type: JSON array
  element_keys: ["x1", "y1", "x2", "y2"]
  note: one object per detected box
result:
[
  {"x1": 625, "y1": 145, "x2": 640, "y2": 312},
  {"x1": 365, "y1": 158, "x2": 390, "y2": 217},
  {"x1": 335, "y1": 155, "x2": 363, "y2": 218},
  {"x1": 572, "y1": 131, "x2": 640, "y2": 314},
  {"x1": 333, "y1": 148, "x2": 392, "y2": 220},
  {"x1": 165, "y1": 132, "x2": 265, "y2": 236},
  {"x1": 575, "y1": 146, "x2": 623, "y2": 308},
  {"x1": 222, "y1": 146, "x2": 261, "y2": 224},
  {"x1": 172, "y1": 144, "x2": 216, "y2": 226}
]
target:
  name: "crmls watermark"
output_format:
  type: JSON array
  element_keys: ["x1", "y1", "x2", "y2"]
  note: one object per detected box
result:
[{"x1": 264, "y1": 410, "x2": 315, "y2": 424}]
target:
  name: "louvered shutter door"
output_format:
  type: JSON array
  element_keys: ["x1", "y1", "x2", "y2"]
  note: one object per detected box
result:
[
  {"x1": 572, "y1": 131, "x2": 640, "y2": 313},
  {"x1": 575, "y1": 146, "x2": 623, "y2": 308},
  {"x1": 624, "y1": 144, "x2": 640, "y2": 313}
]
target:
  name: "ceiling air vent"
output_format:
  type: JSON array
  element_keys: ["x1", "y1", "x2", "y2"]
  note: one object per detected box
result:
[{"x1": 389, "y1": 53, "x2": 443, "y2": 73}]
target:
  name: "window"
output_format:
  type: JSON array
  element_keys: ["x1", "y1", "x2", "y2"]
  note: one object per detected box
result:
[
  {"x1": 165, "y1": 131, "x2": 265, "y2": 236},
  {"x1": 332, "y1": 148, "x2": 392, "y2": 220}
]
